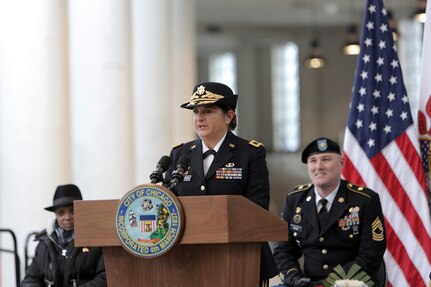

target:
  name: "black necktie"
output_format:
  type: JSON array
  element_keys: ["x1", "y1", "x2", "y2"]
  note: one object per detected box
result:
[
  {"x1": 318, "y1": 199, "x2": 328, "y2": 229},
  {"x1": 202, "y1": 149, "x2": 216, "y2": 159}
]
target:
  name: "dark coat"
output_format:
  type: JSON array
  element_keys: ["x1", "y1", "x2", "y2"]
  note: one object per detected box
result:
[
  {"x1": 21, "y1": 226, "x2": 106, "y2": 287},
  {"x1": 165, "y1": 131, "x2": 278, "y2": 280},
  {"x1": 273, "y1": 180, "x2": 387, "y2": 285}
]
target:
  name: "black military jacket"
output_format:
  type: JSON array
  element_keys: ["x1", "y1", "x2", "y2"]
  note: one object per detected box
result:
[
  {"x1": 166, "y1": 131, "x2": 270, "y2": 207},
  {"x1": 273, "y1": 179, "x2": 386, "y2": 284},
  {"x1": 165, "y1": 131, "x2": 278, "y2": 280},
  {"x1": 22, "y1": 229, "x2": 106, "y2": 287}
]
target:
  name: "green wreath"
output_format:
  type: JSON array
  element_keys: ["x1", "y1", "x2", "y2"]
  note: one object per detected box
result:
[{"x1": 322, "y1": 263, "x2": 375, "y2": 287}]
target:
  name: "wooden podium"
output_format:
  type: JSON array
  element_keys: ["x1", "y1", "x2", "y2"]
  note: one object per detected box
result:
[{"x1": 74, "y1": 195, "x2": 288, "y2": 287}]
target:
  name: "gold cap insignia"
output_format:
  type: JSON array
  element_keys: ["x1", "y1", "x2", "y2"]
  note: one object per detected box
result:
[
  {"x1": 187, "y1": 85, "x2": 224, "y2": 106},
  {"x1": 196, "y1": 85, "x2": 205, "y2": 95}
]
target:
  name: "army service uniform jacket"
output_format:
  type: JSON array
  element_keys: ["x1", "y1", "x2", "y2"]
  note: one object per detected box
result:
[
  {"x1": 273, "y1": 180, "x2": 386, "y2": 284},
  {"x1": 165, "y1": 131, "x2": 278, "y2": 280}
]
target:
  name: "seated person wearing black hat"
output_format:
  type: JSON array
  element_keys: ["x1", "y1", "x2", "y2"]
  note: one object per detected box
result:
[
  {"x1": 273, "y1": 137, "x2": 387, "y2": 287},
  {"x1": 22, "y1": 184, "x2": 107, "y2": 287},
  {"x1": 164, "y1": 82, "x2": 278, "y2": 286}
]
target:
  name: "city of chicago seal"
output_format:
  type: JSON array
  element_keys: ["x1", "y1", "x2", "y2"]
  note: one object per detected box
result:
[{"x1": 115, "y1": 184, "x2": 184, "y2": 258}]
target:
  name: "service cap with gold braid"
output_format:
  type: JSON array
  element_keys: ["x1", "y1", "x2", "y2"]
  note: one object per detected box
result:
[{"x1": 180, "y1": 82, "x2": 238, "y2": 110}]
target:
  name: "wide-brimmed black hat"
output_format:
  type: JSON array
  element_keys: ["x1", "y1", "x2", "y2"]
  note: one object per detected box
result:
[
  {"x1": 180, "y1": 82, "x2": 238, "y2": 110},
  {"x1": 301, "y1": 137, "x2": 341, "y2": 163},
  {"x1": 45, "y1": 184, "x2": 83, "y2": 212}
]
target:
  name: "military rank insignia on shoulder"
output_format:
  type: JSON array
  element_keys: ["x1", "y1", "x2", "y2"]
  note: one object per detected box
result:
[
  {"x1": 249, "y1": 140, "x2": 263, "y2": 148},
  {"x1": 347, "y1": 183, "x2": 371, "y2": 198},
  {"x1": 172, "y1": 143, "x2": 184, "y2": 149},
  {"x1": 288, "y1": 183, "x2": 313, "y2": 195}
]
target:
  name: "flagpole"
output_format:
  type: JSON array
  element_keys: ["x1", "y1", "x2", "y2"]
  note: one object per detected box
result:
[{"x1": 418, "y1": 0, "x2": 431, "y2": 212}]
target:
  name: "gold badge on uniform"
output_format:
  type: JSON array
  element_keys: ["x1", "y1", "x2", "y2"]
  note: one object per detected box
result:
[
  {"x1": 249, "y1": 140, "x2": 263, "y2": 148},
  {"x1": 338, "y1": 197, "x2": 345, "y2": 203},
  {"x1": 349, "y1": 206, "x2": 360, "y2": 213},
  {"x1": 293, "y1": 214, "x2": 302, "y2": 224},
  {"x1": 306, "y1": 196, "x2": 312, "y2": 202},
  {"x1": 295, "y1": 207, "x2": 301, "y2": 214},
  {"x1": 372, "y1": 216, "x2": 385, "y2": 241},
  {"x1": 225, "y1": 162, "x2": 235, "y2": 168}
]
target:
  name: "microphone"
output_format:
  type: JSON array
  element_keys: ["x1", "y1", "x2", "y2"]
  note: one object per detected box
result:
[
  {"x1": 149, "y1": 156, "x2": 172, "y2": 184},
  {"x1": 168, "y1": 155, "x2": 191, "y2": 191}
]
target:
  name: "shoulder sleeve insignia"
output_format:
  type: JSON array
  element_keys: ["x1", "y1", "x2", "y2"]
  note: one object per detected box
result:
[
  {"x1": 347, "y1": 183, "x2": 371, "y2": 198},
  {"x1": 288, "y1": 183, "x2": 313, "y2": 195},
  {"x1": 372, "y1": 216, "x2": 385, "y2": 241},
  {"x1": 249, "y1": 140, "x2": 264, "y2": 148},
  {"x1": 172, "y1": 143, "x2": 184, "y2": 149}
]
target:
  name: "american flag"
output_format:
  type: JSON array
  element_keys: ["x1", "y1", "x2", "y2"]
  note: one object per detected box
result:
[{"x1": 342, "y1": 0, "x2": 431, "y2": 286}]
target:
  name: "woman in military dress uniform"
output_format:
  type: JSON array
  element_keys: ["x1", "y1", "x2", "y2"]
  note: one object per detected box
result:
[{"x1": 164, "y1": 82, "x2": 278, "y2": 286}]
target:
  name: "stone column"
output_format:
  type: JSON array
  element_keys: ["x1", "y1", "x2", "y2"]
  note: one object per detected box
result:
[
  {"x1": 171, "y1": 0, "x2": 196, "y2": 144},
  {"x1": 0, "y1": 0, "x2": 70, "y2": 284},
  {"x1": 132, "y1": 0, "x2": 195, "y2": 184},
  {"x1": 68, "y1": 0, "x2": 134, "y2": 198}
]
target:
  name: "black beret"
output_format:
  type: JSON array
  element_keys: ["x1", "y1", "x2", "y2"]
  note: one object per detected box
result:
[
  {"x1": 180, "y1": 82, "x2": 238, "y2": 110},
  {"x1": 45, "y1": 184, "x2": 83, "y2": 212},
  {"x1": 301, "y1": 137, "x2": 341, "y2": 163}
]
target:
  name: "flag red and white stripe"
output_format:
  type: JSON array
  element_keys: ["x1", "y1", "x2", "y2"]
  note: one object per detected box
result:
[{"x1": 342, "y1": 0, "x2": 431, "y2": 286}]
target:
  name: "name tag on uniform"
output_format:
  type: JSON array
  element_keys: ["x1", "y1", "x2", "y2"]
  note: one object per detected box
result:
[
  {"x1": 183, "y1": 175, "x2": 192, "y2": 182},
  {"x1": 216, "y1": 168, "x2": 242, "y2": 179},
  {"x1": 290, "y1": 224, "x2": 302, "y2": 232}
]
